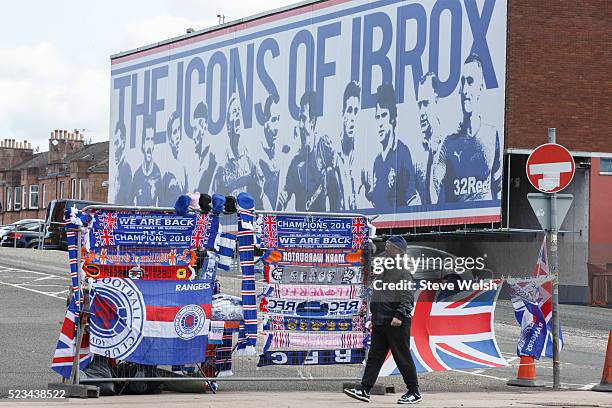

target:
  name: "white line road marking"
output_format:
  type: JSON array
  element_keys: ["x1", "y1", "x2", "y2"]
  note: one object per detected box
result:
[
  {"x1": 579, "y1": 382, "x2": 597, "y2": 390},
  {"x1": 0, "y1": 266, "x2": 68, "y2": 300},
  {"x1": 454, "y1": 369, "x2": 509, "y2": 382}
]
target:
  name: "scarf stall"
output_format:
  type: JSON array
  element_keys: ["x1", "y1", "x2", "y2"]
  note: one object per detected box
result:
[{"x1": 256, "y1": 214, "x2": 373, "y2": 368}]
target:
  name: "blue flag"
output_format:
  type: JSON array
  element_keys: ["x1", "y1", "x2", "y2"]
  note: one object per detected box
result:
[{"x1": 89, "y1": 278, "x2": 212, "y2": 365}]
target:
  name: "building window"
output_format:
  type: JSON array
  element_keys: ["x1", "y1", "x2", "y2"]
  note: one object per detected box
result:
[
  {"x1": 59, "y1": 181, "x2": 65, "y2": 199},
  {"x1": 6, "y1": 188, "x2": 11, "y2": 211},
  {"x1": 600, "y1": 158, "x2": 612, "y2": 175},
  {"x1": 29, "y1": 185, "x2": 39, "y2": 209},
  {"x1": 14, "y1": 186, "x2": 22, "y2": 211},
  {"x1": 71, "y1": 179, "x2": 77, "y2": 199},
  {"x1": 42, "y1": 184, "x2": 47, "y2": 209},
  {"x1": 79, "y1": 179, "x2": 89, "y2": 200}
]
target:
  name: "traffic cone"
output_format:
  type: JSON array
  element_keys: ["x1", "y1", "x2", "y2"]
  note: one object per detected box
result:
[
  {"x1": 593, "y1": 330, "x2": 612, "y2": 392},
  {"x1": 507, "y1": 356, "x2": 545, "y2": 387}
]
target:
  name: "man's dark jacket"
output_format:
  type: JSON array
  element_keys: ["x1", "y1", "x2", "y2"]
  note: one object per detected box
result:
[{"x1": 370, "y1": 256, "x2": 414, "y2": 325}]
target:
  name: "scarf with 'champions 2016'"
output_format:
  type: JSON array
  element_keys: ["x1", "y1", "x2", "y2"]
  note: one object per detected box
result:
[{"x1": 235, "y1": 193, "x2": 257, "y2": 355}]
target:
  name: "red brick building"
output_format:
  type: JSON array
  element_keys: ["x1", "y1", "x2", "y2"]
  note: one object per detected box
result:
[{"x1": 0, "y1": 130, "x2": 109, "y2": 225}]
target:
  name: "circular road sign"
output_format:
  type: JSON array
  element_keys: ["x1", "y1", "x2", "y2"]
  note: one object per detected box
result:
[{"x1": 526, "y1": 143, "x2": 575, "y2": 193}]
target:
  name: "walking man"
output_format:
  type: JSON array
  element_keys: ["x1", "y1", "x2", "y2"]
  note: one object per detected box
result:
[{"x1": 344, "y1": 236, "x2": 421, "y2": 404}]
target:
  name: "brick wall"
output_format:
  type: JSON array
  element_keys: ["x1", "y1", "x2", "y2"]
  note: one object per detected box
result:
[{"x1": 506, "y1": 0, "x2": 611, "y2": 152}]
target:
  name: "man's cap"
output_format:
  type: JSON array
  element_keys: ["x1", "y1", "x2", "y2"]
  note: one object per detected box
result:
[{"x1": 386, "y1": 235, "x2": 408, "y2": 252}]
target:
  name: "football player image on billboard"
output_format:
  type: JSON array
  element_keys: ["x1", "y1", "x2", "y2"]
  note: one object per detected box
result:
[
  {"x1": 192, "y1": 102, "x2": 217, "y2": 195},
  {"x1": 361, "y1": 83, "x2": 420, "y2": 210},
  {"x1": 111, "y1": 121, "x2": 132, "y2": 205},
  {"x1": 130, "y1": 117, "x2": 161, "y2": 206},
  {"x1": 430, "y1": 54, "x2": 503, "y2": 204},
  {"x1": 108, "y1": 0, "x2": 507, "y2": 226},
  {"x1": 213, "y1": 94, "x2": 262, "y2": 199}
]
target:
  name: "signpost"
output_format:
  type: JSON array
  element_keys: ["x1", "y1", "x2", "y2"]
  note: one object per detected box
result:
[{"x1": 526, "y1": 128, "x2": 575, "y2": 389}]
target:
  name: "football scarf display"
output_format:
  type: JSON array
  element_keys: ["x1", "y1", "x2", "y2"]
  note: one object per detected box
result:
[
  {"x1": 263, "y1": 315, "x2": 365, "y2": 332},
  {"x1": 51, "y1": 208, "x2": 92, "y2": 378},
  {"x1": 262, "y1": 331, "x2": 366, "y2": 351},
  {"x1": 261, "y1": 248, "x2": 363, "y2": 267},
  {"x1": 257, "y1": 214, "x2": 369, "y2": 249},
  {"x1": 266, "y1": 265, "x2": 363, "y2": 284},
  {"x1": 265, "y1": 297, "x2": 363, "y2": 317},
  {"x1": 257, "y1": 348, "x2": 366, "y2": 367},
  {"x1": 88, "y1": 210, "x2": 219, "y2": 249},
  {"x1": 235, "y1": 193, "x2": 257, "y2": 355},
  {"x1": 83, "y1": 248, "x2": 197, "y2": 267},
  {"x1": 83, "y1": 264, "x2": 195, "y2": 280},
  {"x1": 214, "y1": 232, "x2": 236, "y2": 271},
  {"x1": 215, "y1": 329, "x2": 234, "y2": 376},
  {"x1": 265, "y1": 284, "x2": 363, "y2": 300}
]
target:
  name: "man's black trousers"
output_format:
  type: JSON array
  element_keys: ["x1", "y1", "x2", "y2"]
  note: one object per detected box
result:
[{"x1": 361, "y1": 322, "x2": 419, "y2": 392}]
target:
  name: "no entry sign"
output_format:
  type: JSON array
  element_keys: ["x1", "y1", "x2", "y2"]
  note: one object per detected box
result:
[{"x1": 526, "y1": 143, "x2": 575, "y2": 193}]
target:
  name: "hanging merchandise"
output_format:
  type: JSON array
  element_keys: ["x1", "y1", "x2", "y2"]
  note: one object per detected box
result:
[
  {"x1": 257, "y1": 348, "x2": 366, "y2": 367},
  {"x1": 257, "y1": 214, "x2": 369, "y2": 250},
  {"x1": 260, "y1": 248, "x2": 363, "y2": 267},
  {"x1": 262, "y1": 331, "x2": 366, "y2": 351},
  {"x1": 264, "y1": 297, "x2": 364, "y2": 318},
  {"x1": 263, "y1": 315, "x2": 365, "y2": 332},
  {"x1": 266, "y1": 265, "x2": 363, "y2": 285},
  {"x1": 265, "y1": 283, "x2": 364, "y2": 300}
]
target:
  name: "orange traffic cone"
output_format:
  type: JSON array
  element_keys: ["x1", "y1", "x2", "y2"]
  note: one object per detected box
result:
[
  {"x1": 507, "y1": 356, "x2": 545, "y2": 387},
  {"x1": 593, "y1": 330, "x2": 612, "y2": 392}
]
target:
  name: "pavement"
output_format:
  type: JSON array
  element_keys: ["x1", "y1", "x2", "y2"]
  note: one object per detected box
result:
[
  {"x1": 0, "y1": 247, "x2": 610, "y2": 406},
  {"x1": 0, "y1": 390, "x2": 610, "y2": 407}
]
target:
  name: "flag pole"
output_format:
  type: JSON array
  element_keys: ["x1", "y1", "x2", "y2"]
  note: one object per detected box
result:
[
  {"x1": 547, "y1": 128, "x2": 561, "y2": 390},
  {"x1": 71, "y1": 229, "x2": 83, "y2": 385}
]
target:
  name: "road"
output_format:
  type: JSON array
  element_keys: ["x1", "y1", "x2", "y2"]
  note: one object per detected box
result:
[{"x1": 0, "y1": 246, "x2": 610, "y2": 397}]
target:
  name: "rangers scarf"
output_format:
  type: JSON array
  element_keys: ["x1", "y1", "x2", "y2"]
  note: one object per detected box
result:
[
  {"x1": 214, "y1": 232, "x2": 236, "y2": 271},
  {"x1": 266, "y1": 265, "x2": 363, "y2": 285},
  {"x1": 51, "y1": 208, "x2": 92, "y2": 378},
  {"x1": 257, "y1": 348, "x2": 365, "y2": 367},
  {"x1": 262, "y1": 331, "x2": 366, "y2": 351},
  {"x1": 264, "y1": 298, "x2": 364, "y2": 317},
  {"x1": 263, "y1": 315, "x2": 365, "y2": 332},
  {"x1": 265, "y1": 284, "x2": 363, "y2": 300},
  {"x1": 235, "y1": 192, "x2": 257, "y2": 355}
]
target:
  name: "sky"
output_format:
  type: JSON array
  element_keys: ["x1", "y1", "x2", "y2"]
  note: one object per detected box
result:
[{"x1": 0, "y1": 0, "x2": 296, "y2": 152}]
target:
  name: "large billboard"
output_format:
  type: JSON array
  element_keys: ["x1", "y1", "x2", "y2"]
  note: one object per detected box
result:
[{"x1": 109, "y1": 0, "x2": 507, "y2": 228}]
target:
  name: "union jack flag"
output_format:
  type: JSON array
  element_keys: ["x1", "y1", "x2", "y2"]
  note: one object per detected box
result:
[
  {"x1": 95, "y1": 227, "x2": 115, "y2": 247},
  {"x1": 352, "y1": 217, "x2": 366, "y2": 234},
  {"x1": 532, "y1": 236, "x2": 549, "y2": 277},
  {"x1": 191, "y1": 227, "x2": 206, "y2": 248},
  {"x1": 169, "y1": 249, "x2": 177, "y2": 266},
  {"x1": 196, "y1": 213, "x2": 210, "y2": 230},
  {"x1": 102, "y1": 212, "x2": 117, "y2": 231},
  {"x1": 379, "y1": 283, "x2": 507, "y2": 375},
  {"x1": 262, "y1": 215, "x2": 278, "y2": 248},
  {"x1": 352, "y1": 233, "x2": 366, "y2": 249}
]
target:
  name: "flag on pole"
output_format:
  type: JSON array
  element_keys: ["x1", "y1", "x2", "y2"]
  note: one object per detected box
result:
[
  {"x1": 529, "y1": 236, "x2": 563, "y2": 357},
  {"x1": 532, "y1": 236, "x2": 549, "y2": 277}
]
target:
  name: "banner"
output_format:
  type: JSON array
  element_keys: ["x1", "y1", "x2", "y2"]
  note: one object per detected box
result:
[
  {"x1": 265, "y1": 283, "x2": 363, "y2": 300},
  {"x1": 83, "y1": 248, "x2": 197, "y2": 267},
  {"x1": 507, "y1": 276, "x2": 556, "y2": 359},
  {"x1": 265, "y1": 298, "x2": 363, "y2": 317},
  {"x1": 379, "y1": 282, "x2": 507, "y2": 375},
  {"x1": 258, "y1": 215, "x2": 369, "y2": 249},
  {"x1": 83, "y1": 264, "x2": 195, "y2": 280},
  {"x1": 262, "y1": 331, "x2": 366, "y2": 351},
  {"x1": 266, "y1": 265, "x2": 363, "y2": 284},
  {"x1": 260, "y1": 248, "x2": 363, "y2": 267},
  {"x1": 89, "y1": 278, "x2": 212, "y2": 365},
  {"x1": 89, "y1": 210, "x2": 217, "y2": 249},
  {"x1": 257, "y1": 348, "x2": 366, "y2": 367},
  {"x1": 264, "y1": 315, "x2": 365, "y2": 332},
  {"x1": 109, "y1": 0, "x2": 507, "y2": 228}
]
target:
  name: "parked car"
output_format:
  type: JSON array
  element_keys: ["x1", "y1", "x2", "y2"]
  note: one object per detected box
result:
[
  {"x1": 43, "y1": 199, "x2": 104, "y2": 250},
  {"x1": 0, "y1": 218, "x2": 44, "y2": 240},
  {"x1": 1, "y1": 219, "x2": 45, "y2": 248}
]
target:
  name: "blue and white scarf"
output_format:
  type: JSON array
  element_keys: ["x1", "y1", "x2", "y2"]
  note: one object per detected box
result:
[{"x1": 257, "y1": 348, "x2": 366, "y2": 367}]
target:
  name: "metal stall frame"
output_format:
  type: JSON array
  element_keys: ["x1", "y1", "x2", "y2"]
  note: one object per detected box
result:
[{"x1": 70, "y1": 206, "x2": 372, "y2": 384}]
